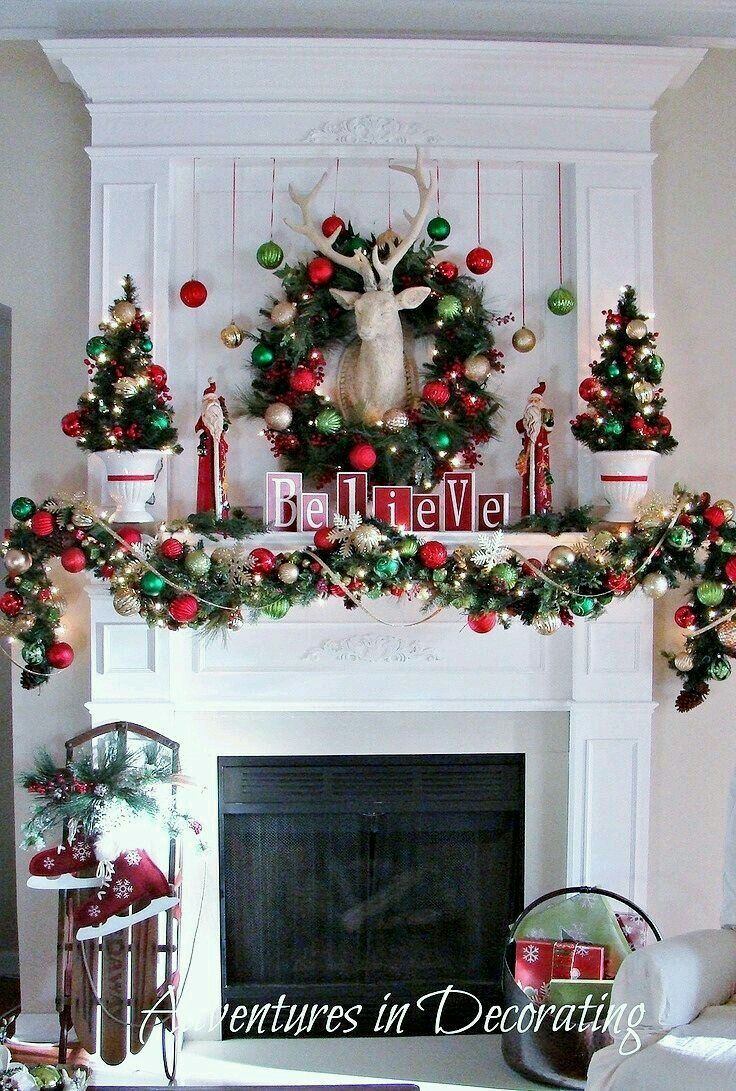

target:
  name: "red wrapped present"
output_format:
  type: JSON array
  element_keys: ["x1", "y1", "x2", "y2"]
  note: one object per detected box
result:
[
  {"x1": 515, "y1": 939, "x2": 605, "y2": 1002},
  {"x1": 616, "y1": 912, "x2": 649, "y2": 952}
]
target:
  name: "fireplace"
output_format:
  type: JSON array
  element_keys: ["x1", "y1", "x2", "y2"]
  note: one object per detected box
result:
[{"x1": 218, "y1": 754, "x2": 524, "y2": 1037}]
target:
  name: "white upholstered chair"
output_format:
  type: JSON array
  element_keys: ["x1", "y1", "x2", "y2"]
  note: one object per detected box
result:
[{"x1": 586, "y1": 773, "x2": 736, "y2": 1089}]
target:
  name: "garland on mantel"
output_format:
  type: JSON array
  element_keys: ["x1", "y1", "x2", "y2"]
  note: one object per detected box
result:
[{"x1": 2, "y1": 490, "x2": 735, "y2": 710}]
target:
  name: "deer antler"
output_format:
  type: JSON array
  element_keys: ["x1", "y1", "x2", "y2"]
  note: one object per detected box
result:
[
  {"x1": 372, "y1": 148, "x2": 436, "y2": 291},
  {"x1": 285, "y1": 171, "x2": 376, "y2": 290}
]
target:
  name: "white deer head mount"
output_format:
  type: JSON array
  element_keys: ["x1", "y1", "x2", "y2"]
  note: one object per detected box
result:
[{"x1": 285, "y1": 148, "x2": 436, "y2": 424}]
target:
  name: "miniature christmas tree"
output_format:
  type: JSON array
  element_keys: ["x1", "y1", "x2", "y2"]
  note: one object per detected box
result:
[
  {"x1": 571, "y1": 286, "x2": 676, "y2": 454},
  {"x1": 61, "y1": 275, "x2": 181, "y2": 453}
]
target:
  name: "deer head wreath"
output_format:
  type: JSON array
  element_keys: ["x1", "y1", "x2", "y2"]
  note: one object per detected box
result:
[{"x1": 286, "y1": 148, "x2": 436, "y2": 424}]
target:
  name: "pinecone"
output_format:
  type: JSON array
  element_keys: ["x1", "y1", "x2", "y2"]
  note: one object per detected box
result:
[{"x1": 676, "y1": 683, "x2": 710, "y2": 713}]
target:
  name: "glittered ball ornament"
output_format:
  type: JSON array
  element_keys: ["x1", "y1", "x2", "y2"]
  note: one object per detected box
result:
[
  {"x1": 427, "y1": 216, "x2": 451, "y2": 241},
  {"x1": 419, "y1": 541, "x2": 448, "y2": 570},
  {"x1": 0, "y1": 591, "x2": 23, "y2": 617},
  {"x1": 118, "y1": 526, "x2": 142, "y2": 547},
  {"x1": 315, "y1": 408, "x2": 343, "y2": 435},
  {"x1": 709, "y1": 658, "x2": 732, "y2": 681},
  {"x1": 46, "y1": 642, "x2": 74, "y2": 669},
  {"x1": 547, "y1": 545, "x2": 576, "y2": 570},
  {"x1": 211, "y1": 546, "x2": 233, "y2": 567},
  {"x1": 270, "y1": 301, "x2": 297, "y2": 327},
  {"x1": 60, "y1": 546, "x2": 87, "y2": 573},
  {"x1": 251, "y1": 343, "x2": 275, "y2": 368},
  {"x1": 179, "y1": 279, "x2": 208, "y2": 308},
  {"x1": 11, "y1": 497, "x2": 36, "y2": 521},
  {"x1": 718, "y1": 620, "x2": 736, "y2": 651},
  {"x1": 490, "y1": 562, "x2": 518, "y2": 589},
  {"x1": 264, "y1": 402, "x2": 293, "y2": 431},
  {"x1": 321, "y1": 215, "x2": 345, "y2": 238},
  {"x1": 434, "y1": 260, "x2": 458, "y2": 282},
  {"x1": 641, "y1": 571, "x2": 669, "y2": 599},
  {"x1": 220, "y1": 323, "x2": 245, "y2": 349},
  {"x1": 30, "y1": 511, "x2": 56, "y2": 537},
  {"x1": 374, "y1": 555, "x2": 400, "y2": 579},
  {"x1": 313, "y1": 527, "x2": 336, "y2": 551},
  {"x1": 4, "y1": 549, "x2": 32, "y2": 576},
  {"x1": 184, "y1": 550, "x2": 211, "y2": 579},
  {"x1": 422, "y1": 380, "x2": 451, "y2": 407},
  {"x1": 351, "y1": 524, "x2": 383, "y2": 555},
  {"x1": 159, "y1": 537, "x2": 184, "y2": 560},
  {"x1": 256, "y1": 241, "x2": 284, "y2": 270},
  {"x1": 468, "y1": 610, "x2": 498, "y2": 634},
  {"x1": 547, "y1": 287, "x2": 576, "y2": 316},
  {"x1": 464, "y1": 355, "x2": 491, "y2": 384},
  {"x1": 85, "y1": 336, "x2": 108, "y2": 359},
  {"x1": 436, "y1": 295, "x2": 461, "y2": 321},
  {"x1": 674, "y1": 604, "x2": 697, "y2": 629},
  {"x1": 248, "y1": 547, "x2": 277, "y2": 574},
  {"x1": 290, "y1": 367, "x2": 317, "y2": 394},
  {"x1": 349, "y1": 443, "x2": 377, "y2": 471},
  {"x1": 147, "y1": 364, "x2": 167, "y2": 390},
  {"x1": 262, "y1": 598, "x2": 290, "y2": 620},
  {"x1": 466, "y1": 247, "x2": 494, "y2": 275},
  {"x1": 113, "y1": 591, "x2": 141, "y2": 617},
  {"x1": 112, "y1": 300, "x2": 137, "y2": 325},
  {"x1": 169, "y1": 594, "x2": 198, "y2": 624},
  {"x1": 715, "y1": 499, "x2": 735, "y2": 522},
  {"x1": 696, "y1": 580, "x2": 725, "y2": 607},
  {"x1": 512, "y1": 327, "x2": 536, "y2": 353},
  {"x1": 668, "y1": 525, "x2": 694, "y2": 550},
  {"x1": 277, "y1": 562, "x2": 300, "y2": 585},
  {"x1": 626, "y1": 318, "x2": 648, "y2": 341},
  {"x1": 674, "y1": 651, "x2": 695, "y2": 672},
  {"x1": 533, "y1": 611, "x2": 562, "y2": 636},
  {"x1": 578, "y1": 377, "x2": 601, "y2": 402},
  {"x1": 140, "y1": 570, "x2": 166, "y2": 597},
  {"x1": 307, "y1": 257, "x2": 335, "y2": 286},
  {"x1": 633, "y1": 381, "x2": 654, "y2": 404},
  {"x1": 61, "y1": 412, "x2": 84, "y2": 438},
  {"x1": 383, "y1": 407, "x2": 409, "y2": 432}
]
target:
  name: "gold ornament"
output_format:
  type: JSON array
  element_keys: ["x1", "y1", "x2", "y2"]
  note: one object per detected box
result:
[
  {"x1": 641, "y1": 571, "x2": 669, "y2": 599},
  {"x1": 512, "y1": 327, "x2": 536, "y2": 353},
  {"x1": 114, "y1": 377, "x2": 137, "y2": 399},
  {"x1": 4, "y1": 548, "x2": 32, "y2": 575},
  {"x1": 633, "y1": 380, "x2": 654, "y2": 404},
  {"x1": 715, "y1": 499, "x2": 735, "y2": 522},
  {"x1": 383, "y1": 407, "x2": 409, "y2": 432},
  {"x1": 532, "y1": 611, "x2": 562, "y2": 636},
  {"x1": 220, "y1": 322, "x2": 245, "y2": 349},
  {"x1": 464, "y1": 354, "x2": 492, "y2": 383},
  {"x1": 547, "y1": 545, "x2": 576, "y2": 570},
  {"x1": 351, "y1": 524, "x2": 383, "y2": 555},
  {"x1": 636, "y1": 494, "x2": 671, "y2": 529},
  {"x1": 211, "y1": 546, "x2": 234, "y2": 567},
  {"x1": 674, "y1": 651, "x2": 695, "y2": 672},
  {"x1": 376, "y1": 228, "x2": 402, "y2": 255},
  {"x1": 112, "y1": 300, "x2": 137, "y2": 324},
  {"x1": 589, "y1": 530, "x2": 616, "y2": 553},
  {"x1": 278, "y1": 561, "x2": 300, "y2": 585},
  {"x1": 718, "y1": 620, "x2": 736, "y2": 652},
  {"x1": 264, "y1": 402, "x2": 293, "y2": 431},
  {"x1": 626, "y1": 318, "x2": 648, "y2": 341},
  {"x1": 15, "y1": 615, "x2": 35, "y2": 635},
  {"x1": 113, "y1": 590, "x2": 141, "y2": 616},
  {"x1": 270, "y1": 300, "x2": 297, "y2": 327}
]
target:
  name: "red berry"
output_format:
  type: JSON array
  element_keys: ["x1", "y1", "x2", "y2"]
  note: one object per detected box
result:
[
  {"x1": 419, "y1": 540, "x2": 447, "y2": 570},
  {"x1": 169, "y1": 594, "x2": 198, "y2": 623},
  {"x1": 579, "y1": 377, "x2": 601, "y2": 402},
  {"x1": 290, "y1": 367, "x2": 318, "y2": 393},
  {"x1": 704, "y1": 505, "x2": 727, "y2": 528},
  {"x1": 349, "y1": 443, "x2": 377, "y2": 471},
  {"x1": 47, "y1": 642, "x2": 74, "y2": 669},
  {"x1": 674, "y1": 605, "x2": 697, "y2": 628},
  {"x1": 306, "y1": 347, "x2": 326, "y2": 369},
  {"x1": 466, "y1": 247, "x2": 494, "y2": 275},
  {"x1": 321, "y1": 214, "x2": 345, "y2": 238},
  {"x1": 422, "y1": 380, "x2": 451, "y2": 407},
  {"x1": 468, "y1": 611, "x2": 498, "y2": 633},
  {"x1": 313, "y1": 527, "x2": 335, "y2": 551},
  {"x1": 30, "y1": 510, "x2": 56, "y2": 537},
  {"x1": 179, "y1": 279, "x2": 207, "y2": 308},
  {"x1": 159, "y1": 537, "x2": 184, "y2": 560},
  {"x1": 248, "y1": 547, "x2": 276, "y2": 574},
  {"x1": 307, "y1": 257, "x2": 335, "y2": 287},
  {"x1": 60, "y1": 546, "x2": 87, "y2": 573},
  {"x1": 434, "y1": 260, "x2": 458, "y2": 281}
]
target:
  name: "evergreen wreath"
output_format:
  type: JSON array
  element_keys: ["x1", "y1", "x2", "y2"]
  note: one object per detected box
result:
[{"x1": 240, "y1": 233, "x2": 510, "y2": 487}]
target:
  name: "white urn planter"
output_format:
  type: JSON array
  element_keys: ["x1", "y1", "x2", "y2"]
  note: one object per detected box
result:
[
  {"x1": 593, "y1": 449, "x2": 660, "y2": 523},
  {"x1": 94, "y1": 449, "x2": 166, "y2": 523}
]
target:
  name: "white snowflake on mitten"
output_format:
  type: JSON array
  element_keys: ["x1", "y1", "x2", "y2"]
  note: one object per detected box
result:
[
  {"x1": 124, "y1": 849, "x2": 142, "y2": 867},
  {"x1": 112, "y1": 878, "x2": 134, "y2": 901},
  {"x1": 87, "y1": 904, "x2": 101, "y2": 919},
  {"x1": 42, "y1": 856, "x2": 55, "y2": 870},
  {"x1": 72, "y1": 843, "x2": 92, "y2": 862},
  {"x1": 522, "y1": 944, "x2": 540, "y2": 963}
]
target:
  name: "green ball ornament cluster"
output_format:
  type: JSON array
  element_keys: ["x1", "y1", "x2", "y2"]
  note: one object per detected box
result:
[
  {"x1": 85, "y1": 336, "x2": 108, "y2": 359},
  {"x1": 437, "y1": 294, "x2": 461, "y2": 321},
  {"x1": 547, "y1": 287, "x2": 576, "y2": 316},
  {"x1": 427, "y1": 216, "x2": 451, "y2": 241},
  {"x1": 140, "y1": 570, "x2": 166, "y2": 596},
  {"x1": 184, "y1": 549, "x2": 211, "y2": 579},
  {"x1": 252, "y1": 343, "x2": 275, "y2": 368},
  {"x1": 256, "y1": 241, "x2": 284, "y2": 270},
  {"x1": 11, "y1": 497, "x2": 36, "y2": 521},
  {"x1": 315, "y1": 408, "x2": 343, "y2": 436}
]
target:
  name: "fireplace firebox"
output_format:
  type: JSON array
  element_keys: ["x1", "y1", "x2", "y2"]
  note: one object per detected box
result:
[{"x1": 218, "y1": 754, "x2": 524, "y2": 1037}]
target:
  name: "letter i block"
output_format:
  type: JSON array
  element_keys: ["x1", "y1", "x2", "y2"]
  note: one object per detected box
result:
[
  {"x1": 265, "y1": 472, "x2": 302, "y2": 531},
  {"x1": 373, "y1": 486, "x2": 412, "y2": 530}
]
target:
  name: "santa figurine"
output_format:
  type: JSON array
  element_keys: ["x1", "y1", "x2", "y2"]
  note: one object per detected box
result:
[
  {"x1": 515, "y1": 381, "x2": 554, "y2": 517},
  {"x1": 196, "y1": 378, "x2": 230, "y2": 518}
]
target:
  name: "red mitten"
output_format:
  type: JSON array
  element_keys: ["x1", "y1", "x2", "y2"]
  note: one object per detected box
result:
[
  {"x1": 28, "y1": 838, "x2": 100, "y2": 890},
  {"x1": 75, "y1": 848, "x2": 177, "y2": 940}
]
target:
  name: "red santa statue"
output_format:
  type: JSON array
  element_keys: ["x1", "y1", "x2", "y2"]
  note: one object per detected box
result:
[
  {"x1": 196, "y1": 378, "x2": 230, "y2": 518},
  {"x1": 515, "y1": 381, "x2": 554, "y2": 517}
]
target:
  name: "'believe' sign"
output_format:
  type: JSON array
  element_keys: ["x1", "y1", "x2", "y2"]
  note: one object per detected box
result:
[{"x1": 265, "y1": 472, "x2": 508, "y2": 533}]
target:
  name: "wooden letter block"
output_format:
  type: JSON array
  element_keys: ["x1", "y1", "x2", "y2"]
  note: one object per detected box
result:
[
  {"x1": 412, "y1": 493, "x2": 441, "y2": 532},
  {"x1": 337, "y1": 472, "x2": 368, "y2": 518},
  {"x1": 302, "y1": 492, "x2": 329, "y2": 531},
  {"x1": 443, "y1": 472, "x2": 475, "y2": 531},
  {"x1": 265, "y1": 472, "x2": 302, "y2": 531},
  {"x1": 373, "y1": 486, "x2": 412, "y2": 530},
  {"x1": 477, "y1": 493, "x2": 509, "y2": 531}
]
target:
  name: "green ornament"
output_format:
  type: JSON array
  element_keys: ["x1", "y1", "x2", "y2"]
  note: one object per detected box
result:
[
  {"x1": 184, "y1": 549, "x2": 211, "y2": 579},
  {"x1": 46, "y1": 608, "x2": 61, "y2": 624},
  {"x1": 22, "y1": 642, "x2": 46, "y2": 666},
  {"x1": 374, "y1": 555, "x2": 400, "y2": 579},
  {"x1": 606, "y1": 362, "x2": 620, "y2": 379},
  {"x1": 251, "y1": 343, "x2": 275, "y2": 368},
  {"x1": 437, "y1": 294, "x2": 462, "y2": 321},
  {"x1": 598, "y1": 593, "x2": 614, "y2": 606},
  {"x1": 427, "y1": 216, "x2": 451, "y2": 241},
  {"x1": 696, "y1": 580, "x2": 725, "y2": 607},
  {"x1": 344, "y1": 236, "x2": 369, "y2": 255},
  {"x1": 547, "y1": 287, "x2": 576, "y2": 316},
  {"x1": 432, "y1": 569, "x2": 448, "y2": 583},
  {"x1": 18, "y1": 578, "x2": 35, "y2": 593},
  {"x1": 149, "y1": 410, "x2": 170, "y2": 432},
  {"x1": 603, "y1": 418, "x2": 624, "y2": 437},
  {"x1": 398, "y1": 537, "x2": 419, "y2": 558},
  {"x1": 721, "y1": 540, "x2": 736, "y2": 555},
  {"x1": 708, "y1": 658, "x2": 731, "y2": 681},
  {"x1": 263, "y1": 598, "x2": 290, "y2": 620},
  {"x1": 432, "y1": 428, "x2": 452, "y2": 451},
  {"x1": 490, "y1": 562, "x2": 518, "y2": 589},
  {"x1": 11, "y1": 497, "x2": 36, "y2": 521},
  {"x1": 256, "y1": 241, "x2": 284, "y2": 270},
  {"x1": 646, "y1": 355, "x2": 664, "y2": 381},
  {"x1": 85, "y1": 336, "x2": 108, "y2": 359},
  {"x1": 571, "y1": 597, "x2": 596, "y2": 617},
  {"x1": 668, "y1": 525, "x2": 694, "y2": 550},
  {"x1": 140, "y1": 570, "x2": 166, "y2": 596},
  {"x1": 315, "y1": 408, "x2": 343, "y2": 435},
  {"x1": 140, "y1": 337, "x2": 153, "y2": 353}
]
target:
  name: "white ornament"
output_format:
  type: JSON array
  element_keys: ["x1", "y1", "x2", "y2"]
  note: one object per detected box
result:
[
  {"x1": 464, "y1": 354, "x2": 491, "y2": 383},
  {"x1": 264, "y1": 402, "x2": 293, "y2": 431},
  {"x1": 328, "y1": 512, "x2": 364, "y2": 557},
  {"x1": 278, "y1": 561, "x2": 300, "y2": 585},
  {"x1": 351, "y1": 523, "x2": 383, "y2": 555},
  {"x1": 471, "y1": 531, "x2": 512, "y2": 572}
]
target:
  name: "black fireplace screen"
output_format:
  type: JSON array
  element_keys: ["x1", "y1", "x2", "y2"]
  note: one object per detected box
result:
[{"x1": 218, "y1": 754, "x2": 524, "y2": 1037}]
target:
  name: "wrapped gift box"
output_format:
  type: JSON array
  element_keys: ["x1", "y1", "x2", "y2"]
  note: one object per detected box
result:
[
  {"x1": 546, "y1": 978, "x2": 612, "y2": 1016},
  {"x1": 515, "y1": 892, "x2": 632, "y2": 979},
  {"x1": 515, "y1": 939, "x2": 605, "y2": 1003},
  {"x1": 616, "y1": 911, "x2": 649, "y2": 952}
]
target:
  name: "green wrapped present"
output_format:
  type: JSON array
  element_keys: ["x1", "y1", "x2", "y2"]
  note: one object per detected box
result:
[
  {"x1": 546, "y1": 978, "x2": 612, "y2": 1016},
  {"x1": 515, "y1": 892, "x2": 632, "y2": 977}
]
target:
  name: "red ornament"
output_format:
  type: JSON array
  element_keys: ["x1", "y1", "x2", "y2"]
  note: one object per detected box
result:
[
  {"x1": 466, "y1": 247, "x2": 494, "y2": 275},
  {"x1": 579, "y1": 377, "x2": 602, "y2": 402},
  {"x1": 606, "y1": 572, "x2": 631, "y2": 595},
  {"x1": 61, "y1": 411, "x2": 83, "y2": 438},
  {"x1": 630, "y1": 414, "x2": 646, "y2": 432},
  {"x1": 468, "y1": 610, "x2": 498, "y2": 634},
  {"x1": 118, "y1": 526, "x2": 142, "y2": 547},
  {"x1": 307, "y1": 257, "x2": 335, "y2": 286},
  {"x1": 60, "y1": 546, "x2": 87, "y2": 573},
  {"x1": 725, "y1": 557, "x2": 736, "y2": 584},
  {"x1": 98, "y1": 564, "x2": 114, "y2": 579},
  {"x1": 434, "y1": 260, "x2": 459, "y2": 282},
  {"x1": 306, "y1": 347, "x2": 326, "y2": 369},
  {"x1": 321, "y1": 214, "x2": 345, "y2": 238},
  {"x1": 658, "y1": 416, "x2": 672, "y2": 436},
  {"x1": 422, "y1": 380, "x2": 451, "y2": 407},
  {"x1": 349, "y1": 443, "x2": 377, "y2": 471},
  {"x1": 290, "y1": 367, "x2": 318, "y2": 394},
  {"x1": 521, "y1": 557, "x2": 543, "y2": 578},
  {"x1": 159, "y1": 537, "x2": 184, "y2": 560},
  {"x1": 248, "y1": 547, "x2": 277, "y2": 574},
  {"x1": 179, "y1": 279, "x2": 208, "y2": 308},
  {"x1": 169, "y1": 594, "x2": 198, "y2": 623},
  {"x1": 0, "y1": 591, "x2": 23, "y2": 617},
  {"x1": 314, "y1": 527, "x2": 335, "y2": 551},
  {"x1": 419, "y1": 540, "x2": 448, "y2": 570},
  {"x1": 704, "y1": 506, "x2": 727, "y2": 528},
  {"x1": 37, "y1": 588, "x2": 52, "y2": 603},
  {"x1": 30, "y1": 510, "x2": 56, "y2": 537},
  {"x1": 147, "y1": 364, "x2": 168, "y2": 389},
  {"x1": 674, "y1": 605, "x2": 697, "y2": 628},
  {"x1": 47, "y1": 642, "x2": 74, "y2": 669}
]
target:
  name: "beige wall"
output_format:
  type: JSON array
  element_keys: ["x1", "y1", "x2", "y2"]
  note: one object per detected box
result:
[{"x1": 0, "y1": 40, "x2": 733, "y2": 1008}]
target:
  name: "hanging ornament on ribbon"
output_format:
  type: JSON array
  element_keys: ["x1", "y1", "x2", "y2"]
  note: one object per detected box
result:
[
  {"x1": 221, "y1": 159, "x2": 246, "y2": 348},
  {"x1": 180, "y1": 158, "x2": 208, "y2": 307},
  {"x1": 321, "y1": 158, "x2": 344, "y2": 238},
  {"x1": 256, "y1": 159, "x2": 284, "y2": 270},
  {"x1": 512, "y1": 164, "x2": 536, "y2": 352},
  {"x1": 427, "y1": 163, "x2": 451, "y2": 241},
  {"x1": 547, "y1": 164, "x2": 576, "y2": 316},
  {"x1": 466, "y1": 161, "x2": 493, "y2": 275}
]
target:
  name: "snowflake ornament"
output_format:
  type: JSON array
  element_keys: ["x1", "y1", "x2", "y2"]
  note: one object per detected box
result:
[
  {"x1": 224, "y1": 547, "x2": 255, "y2": 589},
  {"x1": 328, "y1": 512, "x2": 364, "y2": 557},
  {"x1": 113, "y1": 877, "x2": 134, "y2": 901},
  {"x1": 471, "y1": 531, "x2": 512, "y2": 572}
]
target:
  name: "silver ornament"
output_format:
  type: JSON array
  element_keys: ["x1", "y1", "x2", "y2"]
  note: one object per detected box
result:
[
  {"x1": 114, "y1": 377, "x2": 137, "y2": 399},
  {"x1": 351, "y1": 524, "x2": 383, "y2": 555},
  {"x1": 533, "y1": 612, "x2": 562, "y2": 636},
  {"x1": 4, "y1": 548, "x2": 32, "y2": 575},
  {"x1": 113, "y1": 590, "x2": 141, "y2": 616},
  {"x1": 228, "y1": 612, "x2": 245, "y2": 631},
  {"x1": 278, "y1": 561, "x2": 300, "y2": 585},
  {"x1": 383, "y1": 407, "x2": 409, "y2": 432},
  {"x1": 547, "y1": 545, "x2": 576, "y2": 570},
  {"x1": 270, "y1": 300, "x2": 297, "y2": 328},
  {"x1": 674, "y1": 651, "x2": 694, "y2": 672},
  {"x1": 633, "y1": 380, "x2": 654, "y2": 404},
  {"x1": 641, "y1": 571, "x2": 669, "y2": 599},
  {"x1": 464, "y1": 354, "x2": 492, "y2": 383},
  {"x1": 264, "y1": 402, "x2": 293, "y2": 431},
  {"x1": 626, "y1": 319, "x2": 648, "y2": 341},
  {"x1": 112, "y1": 300, "x2": 137, "y2": 324}
]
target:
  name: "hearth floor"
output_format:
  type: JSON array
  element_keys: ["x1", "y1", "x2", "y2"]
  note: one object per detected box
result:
[{"x1": 89, "y1": 1034, "x2": 547, "y2": 1089}]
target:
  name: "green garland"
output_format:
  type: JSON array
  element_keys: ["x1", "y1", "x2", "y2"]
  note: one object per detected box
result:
[
  {"x1": 240, "y1": 234, "x2": 510, "y2": 487},
  {"x1": 2, "y1": 490, "x2": 735, "y2": 713}
]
